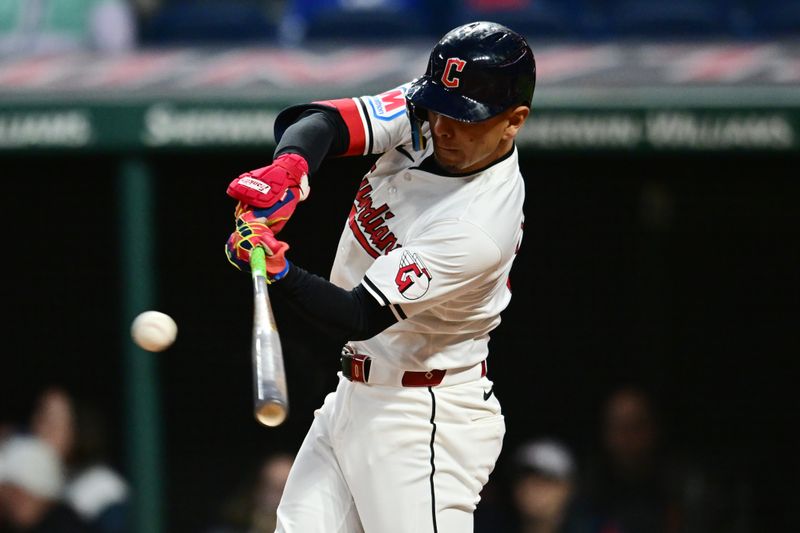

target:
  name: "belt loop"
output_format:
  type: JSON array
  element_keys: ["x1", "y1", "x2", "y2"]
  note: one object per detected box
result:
[{"x1": 363, "y1": 357, "x2": 372, "y2": 382}]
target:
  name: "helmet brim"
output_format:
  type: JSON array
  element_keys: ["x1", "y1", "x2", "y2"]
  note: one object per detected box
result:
[{"x1": 406, "y1": 77, "x2": 505, "y2": 123}]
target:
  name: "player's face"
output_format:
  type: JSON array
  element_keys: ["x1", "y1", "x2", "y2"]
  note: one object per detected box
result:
[{"x1": 427, "y1": 106, "x2": 529, "y2": 174}]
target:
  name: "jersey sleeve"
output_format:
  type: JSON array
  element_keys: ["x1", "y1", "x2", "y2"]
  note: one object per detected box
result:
[
  {"x1": 360, "y1": 219, "x2": 503, "y2": 321},
  {"x1": 312, "y1": 83, "x2": 414, "y2": 157}
]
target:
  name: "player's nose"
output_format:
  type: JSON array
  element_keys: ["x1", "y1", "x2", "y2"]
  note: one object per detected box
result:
[{"x1": 429, "y1": 112, "x2": 454, "y2": 138}]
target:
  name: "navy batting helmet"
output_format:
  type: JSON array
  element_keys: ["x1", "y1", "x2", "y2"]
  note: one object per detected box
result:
[{"x1": 406, "y1": 21, "x2": 536, "y2": 129}]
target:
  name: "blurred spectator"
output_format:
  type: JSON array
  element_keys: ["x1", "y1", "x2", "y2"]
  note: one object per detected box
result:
[
  {"x1": 446, "y1": 0, "x2": 584, "y2": 41},
  {"x1": 138, "y1": 0, "x2": 278, "y2": 46},
  {"x1": 0, "y1": 434, "x2": 98, "y2": 532},
  {"x1": 277, "y1": 0, "x2": 432, "y2": 45},
  {"x1": 580, "y1": 385, "x2": 694, "y2": 533},
  {"x1": 0, "y1": 0, "x2": 136, "y2": 56},
  {"x1": 475, "y1": 438, "x2": 593, "y2": 533},
  {"x1": 205, "y1": 451, "x2": 294, "y2": 533},
  {"x1": 30, "y1": 387, "x2": 130, "y2": 533},
  {"x1": 508, "y1": 439, "x2": 594, "y2": 533}
]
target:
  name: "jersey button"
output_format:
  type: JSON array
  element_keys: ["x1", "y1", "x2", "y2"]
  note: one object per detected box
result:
[{"x1": 389, "y1": 186, "x2": 397, "y2": 195}]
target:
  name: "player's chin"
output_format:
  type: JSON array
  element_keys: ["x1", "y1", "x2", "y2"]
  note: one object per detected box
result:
[{"x1": 433, "y1": 149, "x2": 467, "y2": 172}]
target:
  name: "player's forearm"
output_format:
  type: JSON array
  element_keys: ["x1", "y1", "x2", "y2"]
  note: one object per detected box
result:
[
  {"x1": 273, "y1": 110, "x2": 344, "y2": 174},
  {"x1": 270, "y1": 263, "x2": 397, "y2": 342}
]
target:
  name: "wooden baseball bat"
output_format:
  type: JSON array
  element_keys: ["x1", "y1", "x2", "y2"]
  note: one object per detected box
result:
[{"x1": 249, "y1": 246, "x2": 289, "y2": 427}]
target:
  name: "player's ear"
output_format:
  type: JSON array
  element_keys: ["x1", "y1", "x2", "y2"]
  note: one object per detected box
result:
[{"x1": 503, "y1": 106, "x2": 530, "y2": 140}]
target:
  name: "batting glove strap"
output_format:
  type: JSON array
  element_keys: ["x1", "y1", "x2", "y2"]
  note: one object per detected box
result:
[{"x1": 268, "y1": 259, "x2": 291, "y2": 283}]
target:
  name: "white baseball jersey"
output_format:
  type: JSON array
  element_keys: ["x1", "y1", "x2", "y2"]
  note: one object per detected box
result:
[
  {"x1": 276, "y1": 83, "x2": 522, "y2": 533},
  {"x1": 318, "y1": 83, "x2": 525, "y2": 372}
]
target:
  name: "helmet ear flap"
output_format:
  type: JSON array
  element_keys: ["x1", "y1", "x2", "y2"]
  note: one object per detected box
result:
[
  {"x1": 413, "y1": 103, "x2": 428, "y2": 122},
  {"x1": 405, "y1": 99, "x2": 427, "y2": 152}
]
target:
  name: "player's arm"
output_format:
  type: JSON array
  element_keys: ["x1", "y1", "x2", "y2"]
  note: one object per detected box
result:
[
  {"x1": 225, "y1": 217, "x2": 397, "y2": 343},
  {"x1": 226, "y1": 86, "x2": 413, "y2": 232},
  {"x1": 272, "y1": 108, "x2": 349, "y2": 173},
  {"x1": 271, "y1": 265, "x2": 398, "y2": 343},
  {"x1": 224, "y1": 107, "x2": 349, "y2": 233},
  {"x1": 226, "y1": 216, "x2": 503, "y2": 342}
]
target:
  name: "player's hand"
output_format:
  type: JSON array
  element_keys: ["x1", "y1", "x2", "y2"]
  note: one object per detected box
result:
[
  {"x1": 225, "y1": 211, "x2": 290, "y2": 281},
  {"x1": 227, "y1": 153, "x2": 310, "y2": 234}
]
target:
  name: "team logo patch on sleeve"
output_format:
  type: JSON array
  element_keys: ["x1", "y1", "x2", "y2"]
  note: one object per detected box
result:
[
  {"x1": 367, "y1": 87, "x2": 408, "y2": 121},
  {"x1": 395, "y1": 250, "x2": 432, "y2": 300}
]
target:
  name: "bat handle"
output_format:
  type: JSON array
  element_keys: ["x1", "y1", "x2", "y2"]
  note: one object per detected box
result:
[{"x1": 250, "y1": 246, "x2": 267, "y2": 278}]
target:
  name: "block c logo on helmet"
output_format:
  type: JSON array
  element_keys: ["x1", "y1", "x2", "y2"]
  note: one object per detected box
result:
[{"x1": 441, "y1": 58, "x2": 466, "y2": 88}]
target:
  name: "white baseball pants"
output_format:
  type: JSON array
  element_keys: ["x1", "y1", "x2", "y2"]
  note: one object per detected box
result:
[{"x1": 275, "y1": 373, "x2": 505, "y2": 533}]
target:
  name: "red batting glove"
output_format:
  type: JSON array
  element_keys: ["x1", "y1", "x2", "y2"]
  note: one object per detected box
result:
[
  {"x1": 225, "y1": 211, "x2": 290, "y2": 281},
  {"x1": 227, "y1": 153, "x2": 310, "y2": 234}
]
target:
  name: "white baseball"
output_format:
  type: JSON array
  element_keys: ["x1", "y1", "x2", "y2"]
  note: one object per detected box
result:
[{"x1": 131, "y1": 311, "x2": 177, "y2": 352}]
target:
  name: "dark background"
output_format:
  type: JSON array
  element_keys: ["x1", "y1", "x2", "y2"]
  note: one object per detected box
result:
[{"x1": 2, "y1": 149, "x2": 798, "y2": 532}]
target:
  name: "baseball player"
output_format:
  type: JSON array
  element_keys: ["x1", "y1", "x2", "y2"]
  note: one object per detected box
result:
[{"x1": 225, "y1": 21, "x2": 536, "y2": 533}]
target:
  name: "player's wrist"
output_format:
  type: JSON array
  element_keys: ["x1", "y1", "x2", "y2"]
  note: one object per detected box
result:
[
  {"x1": 274, "y1": 153, "x2": 309, "y2": 179},
  {"x1": 274, "y1": 153, "x2": 311, "y2": 202},
  {"x1": 267, "y1": 260, "x2": 291, "y2": 283}
]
